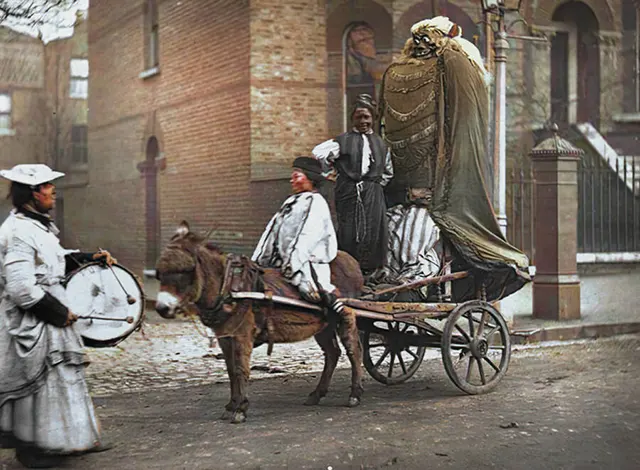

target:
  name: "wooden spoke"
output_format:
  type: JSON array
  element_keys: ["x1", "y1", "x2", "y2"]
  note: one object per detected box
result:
[
  {"x1": 454, "y1": 324, "x2": 471, "y2": 343},
  {"x1": 398, "y1": 354, "x2": 408, "y2": 375},
  {"x1": 477, "y1": 357, "x2": 486, "y2": 385},
  {"x1": 373, "y1": 349, "x2": 390, "y2": 368},
  {"x1": 406, "y1": 349, "x2": 419, "y2": 361},
  {"x1": 465, "y1": 313, "x2": 475, "y2": 339},
  {"x1": 483, "y1": 356, "x2": 501, "y2": 373},
  {"x1": 387, "y1": 353, "x2": 396, "y2": 378},
  {"x1": 477, "y1": 311, "x2": 488, "y2": 337},
  {"x1": 470, "y1": 313, "x2": 497, "y2": 331},
  {"x1": 465, "y1": 356, "x2": 475, "y2": 382},
  {"x1": 485, "y1": 325, "x2": 501, "y2": 341}
]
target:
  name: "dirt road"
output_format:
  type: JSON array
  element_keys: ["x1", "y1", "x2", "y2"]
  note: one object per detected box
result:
[{"x1": 1, "y1": 335, "x2": 639, "y2": 469}]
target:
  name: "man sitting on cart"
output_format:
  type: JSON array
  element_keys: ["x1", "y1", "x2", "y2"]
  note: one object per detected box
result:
[{"x1": 252, "y1": 156, "x2": 345, "y2": 316}]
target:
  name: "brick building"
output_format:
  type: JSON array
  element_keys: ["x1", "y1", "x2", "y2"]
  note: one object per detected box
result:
[
  {"x1": 0, "y1": 27, "x2": 46, "y2": 215},
  {"x1": 76, "y1": 0, "x2": 635, "y2": 278},
  {"x1": 0, "y1": 17, "x2": 88, "y2": 227}
]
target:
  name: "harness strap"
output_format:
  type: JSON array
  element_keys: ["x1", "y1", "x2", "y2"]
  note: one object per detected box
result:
[{"x1": 264, "y1": 290, "x2": 275, "y2": 356}]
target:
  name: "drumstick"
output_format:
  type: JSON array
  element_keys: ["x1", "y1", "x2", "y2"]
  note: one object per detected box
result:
[
  {"x1": 78, "y1": 315, "x2": 134, "y2": 323},
  {"x1": 98, "y1": 248, "x2": 137, "y2": 305}
]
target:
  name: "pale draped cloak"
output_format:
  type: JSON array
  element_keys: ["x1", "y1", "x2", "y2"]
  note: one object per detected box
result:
[
  {"x1": 376, "y1": 44, "x2": 530, "y2": 301},
  {"x1": 252, "y1": 192, "x2": 338, "y2": 296},
  {"x1": 0, "y1": 211, "x2": 100, "y2": 453},
  {"x1": 313, "y1": 131, "x2": 393, "y2": 272}
]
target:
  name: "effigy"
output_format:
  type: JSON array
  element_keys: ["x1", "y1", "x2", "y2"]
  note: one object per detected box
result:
[{"x1": 372, "y1": 16, "x2": 530, "y2": 302}]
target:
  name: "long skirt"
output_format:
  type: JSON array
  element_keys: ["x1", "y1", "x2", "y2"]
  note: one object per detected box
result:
[
  {"x1": 0, "y1": 362, "x2": 100, "y2": 453},
  {"x1": 369, "y1": 204, "x2": 441, "y2": 286},
  {"x1": 335, "y1": 178, "x2": 387, "y2": 272}
]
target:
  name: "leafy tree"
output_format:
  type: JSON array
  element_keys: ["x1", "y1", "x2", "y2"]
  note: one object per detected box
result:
[{"x1": 0, "y1": 0, "x2": 78, "y2": 26}]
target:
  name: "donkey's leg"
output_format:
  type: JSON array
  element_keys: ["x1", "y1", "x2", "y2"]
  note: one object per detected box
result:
[
  {"x1": 337, "y1": 309, "x2": 364, "y2": 407},
  {"x1": 229, "y1": 332, "x2": 253, "y2": 424},
  {"x1": 218, "y1": 337, "x2": 236, "y2": 420},
  {"x1": 305, "y1": 325, "x2": 341, "y2": 406}
]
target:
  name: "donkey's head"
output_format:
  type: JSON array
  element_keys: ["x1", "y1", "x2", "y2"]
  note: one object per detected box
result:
[{"x1": 154, "y1": 221, "x2": 225, "y2": 319}]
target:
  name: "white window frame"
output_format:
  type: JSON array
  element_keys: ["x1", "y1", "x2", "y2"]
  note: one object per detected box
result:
[
  {"x1": 550, "y1": 22, "x2": 579, "y2": 124},
  {"x1": 140, "y1": 0, "x2": 160, "y2": 78},
  {"x1": 69, "y1": 58, "x2": 89, "y2": 99},
  {"x1": 0, "y1": 92, "x2": 14, "y2": 135}
]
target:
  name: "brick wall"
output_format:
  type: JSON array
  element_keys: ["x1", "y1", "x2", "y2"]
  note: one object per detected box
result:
[
  {"x1": 74, "y1": 0, "x2": 631, "y2": 278},
  {"x1": 66, "y1": 0, "x2": 251, "y2": 275},
  {"x1": 0, "y1": 27, "x2": 46, "y2": 216},
  {"x1": 249, "y1": 0, "x2": 328, "y2": 182}
]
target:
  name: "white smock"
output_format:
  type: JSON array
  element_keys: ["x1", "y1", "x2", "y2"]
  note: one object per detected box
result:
[
  {"x1": 252, "y1": 191, "x2": 337, "y2": 295},
  {"x1": 0, "y1": 210, "x2": 100, "y2": 453}
]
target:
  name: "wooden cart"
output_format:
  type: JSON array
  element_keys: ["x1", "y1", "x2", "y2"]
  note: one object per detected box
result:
[{"x1": 346, "y1": 270, "x2": 511, "y2": 395}]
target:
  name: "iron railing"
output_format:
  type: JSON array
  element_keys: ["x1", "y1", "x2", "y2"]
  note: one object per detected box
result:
[
  {"x1": 507, "y1": 154, "x2": 640, "y2": 262},
  {"x1": 578, "y1": 154, "x2": 640, "y2": 253},
  {"x1": 507, "y1": 165, "x2": 536, "y2": 264}
]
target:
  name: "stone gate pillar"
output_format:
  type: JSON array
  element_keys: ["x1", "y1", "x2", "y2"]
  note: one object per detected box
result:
[{"x1": 530, "y1": 125, "x2": 584, "y2": 320}]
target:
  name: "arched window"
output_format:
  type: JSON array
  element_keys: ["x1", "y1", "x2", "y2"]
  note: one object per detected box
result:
[
  {"x1": 343, "y1": 22, "x2": 387, "y2": 128},
  {"x1": 144, "y1": 0, "x2": 159, "y2": 70},
  {"x1": 550, "y1": 2, "x2": 600, "y2": 128},
  {"x1": 145, "y1": 136, "x2": 160, "y2": 268}
]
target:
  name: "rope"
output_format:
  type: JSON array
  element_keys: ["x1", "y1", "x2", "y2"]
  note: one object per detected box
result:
[{"x1": 354, "y1": 181, "x2": 367, "y2": 243}]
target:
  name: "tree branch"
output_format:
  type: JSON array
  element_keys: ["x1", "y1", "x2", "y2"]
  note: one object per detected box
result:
[{"x1": 0, "y1": 0, "x2": 78, "y2": 27}]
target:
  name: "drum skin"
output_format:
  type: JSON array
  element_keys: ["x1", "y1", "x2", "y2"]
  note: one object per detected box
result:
[{"x1": 64, "y1": 262, "x2": 145, "y2": 348}]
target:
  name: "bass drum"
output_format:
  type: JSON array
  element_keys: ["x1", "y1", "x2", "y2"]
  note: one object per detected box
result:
[{"x1": 64, "y1": 262, "x2": 145, "y2": 348}]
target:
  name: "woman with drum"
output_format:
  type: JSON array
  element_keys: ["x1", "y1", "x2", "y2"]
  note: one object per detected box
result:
[{"x1": 0, "y1": 164, "x2": 115, "y2": 468}]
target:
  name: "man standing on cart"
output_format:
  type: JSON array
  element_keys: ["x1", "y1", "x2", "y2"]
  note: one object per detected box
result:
[{"x1": 312, "y1": 94, "x2": 394, "y2": 274}]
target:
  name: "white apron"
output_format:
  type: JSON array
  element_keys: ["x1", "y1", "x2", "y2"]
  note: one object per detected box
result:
[{"x1": 0, "y1": 211, "x2": 100, "y2": 453}]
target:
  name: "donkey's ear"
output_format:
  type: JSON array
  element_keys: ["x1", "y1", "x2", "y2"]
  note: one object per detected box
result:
[{"x1": 176, "y1": 220, "x2": 190, "y2": 237}]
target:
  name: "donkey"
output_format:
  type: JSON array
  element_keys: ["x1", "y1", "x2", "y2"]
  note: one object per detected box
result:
[{"x1": 154, "y1": 221, "x2": 365, "y2": 423}]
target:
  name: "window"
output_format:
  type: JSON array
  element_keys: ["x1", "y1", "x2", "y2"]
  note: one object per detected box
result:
[
  {"x1": 623, "y1": 0, "x2": 640, "y2": 113},
  {"x1": 344, "y1": 23, "x2": 382, "y2": 123},
  {"x1": 145, "y1": 0, "x2": 159, "y2": 70},
  {"x1": 70, "y1": 59, "x2": 89, "y2": 99},
  {"x1": 0, "y1": 93, "x2": 11, "y2": 130},
  {"x1": 71, "y1": 125, "x2": 88, "y2": 164}
]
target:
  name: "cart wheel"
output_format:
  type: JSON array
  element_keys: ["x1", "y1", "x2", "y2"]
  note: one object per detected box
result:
[
  {"x1": 441, "y1": 300, "x2": 511, "y2": 395},
  {"x1": 362, "y1": 321, "x2": 427, "y2": 385}
]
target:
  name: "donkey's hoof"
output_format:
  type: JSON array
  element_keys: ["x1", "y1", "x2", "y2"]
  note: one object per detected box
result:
[
  {"x1": 304, "y1": 393, "x2": 322, "y2": 406},
  {"x1": 220, "y1": 409, "x2": 233, "y2": 421},
  {"x1": 231, "y1": 411, "x2": 247, "y2": 424},
  {"x1": 347, "y1": 396, "x2": 361, "y2": 408}
]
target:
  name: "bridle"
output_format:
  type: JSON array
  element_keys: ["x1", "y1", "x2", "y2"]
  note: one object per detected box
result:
[{"x1": 170, "y1": 243, "x2": 228, "y2": 315}]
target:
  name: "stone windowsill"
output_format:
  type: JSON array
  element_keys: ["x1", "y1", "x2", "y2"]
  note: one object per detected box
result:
[
  {"x1": 139, "y1": 66, "x2": 160, "y2": 80},
  {"x1": 613, "y1": 113, "x2": 640, "y2": 123},
  {"x1": 62, "y1": 163, "x2": 89, "y2": 173},
  {"x1": 0, "y1": 128, "x2": 16, "y2": 136}
]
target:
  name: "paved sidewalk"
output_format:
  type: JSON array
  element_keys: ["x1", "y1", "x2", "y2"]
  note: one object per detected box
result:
[{"x1": 503, "y1": 267, "x2": 640, "y2": 342}]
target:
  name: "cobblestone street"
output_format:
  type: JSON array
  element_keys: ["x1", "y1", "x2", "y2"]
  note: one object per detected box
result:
[{"x1": 85, "y1": 315, "x2": 352, "y2": 397}]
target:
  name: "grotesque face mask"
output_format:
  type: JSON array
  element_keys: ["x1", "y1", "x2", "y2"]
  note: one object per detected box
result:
[{"x1": 411, "y1": 32, "x2": 438, "y2": 59}]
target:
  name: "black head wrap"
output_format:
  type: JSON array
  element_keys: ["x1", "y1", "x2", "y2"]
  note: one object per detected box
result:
[
  {"x1": 350, "y1": 93, "x2": 377, "y2": 119},
  {"x1": 292, "y1": 156, "x2": 324, "y2": 183}
]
